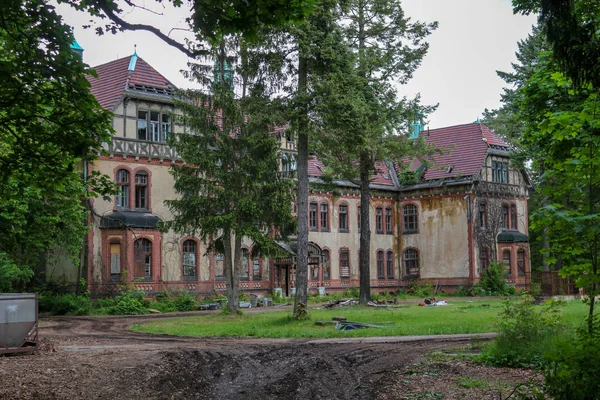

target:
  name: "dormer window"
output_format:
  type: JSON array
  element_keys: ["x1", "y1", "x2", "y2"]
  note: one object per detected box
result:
[
  {"x1": 492, "y1": 160, "x2": 509, "y2": 184},
  {"x1": 137, "y1": 109, "x2": 171, "y2": 142}
]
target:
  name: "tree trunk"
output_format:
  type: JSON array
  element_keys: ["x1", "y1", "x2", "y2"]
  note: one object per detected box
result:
[
  {"x1": 293, "y1": 54, "x2": 309, "y2": 318},
  {"x1": 359, "y1": 151, "x2": 372, "y2": 304},
  {"x1": 224, "y1": 226, "x2": 240, "y2": 314}
]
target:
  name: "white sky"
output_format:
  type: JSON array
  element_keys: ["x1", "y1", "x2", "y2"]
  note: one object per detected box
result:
[{"x1": 57, "y1": 0, "x2": 536, "y2": 129}]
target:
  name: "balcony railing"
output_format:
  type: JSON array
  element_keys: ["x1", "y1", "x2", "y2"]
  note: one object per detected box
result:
[{"x1": 102, "y1": 137, "x2": 181, "y2": 161}]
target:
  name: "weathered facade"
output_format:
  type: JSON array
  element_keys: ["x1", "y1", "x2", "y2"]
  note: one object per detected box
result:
[{"x1": 51, "y1": 53, "x2": 531, "y2": 296}]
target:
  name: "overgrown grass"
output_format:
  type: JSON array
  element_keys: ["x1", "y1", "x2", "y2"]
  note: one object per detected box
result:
[{"x1": 131, "y1": 300, "x2": 589, "y2": 339}]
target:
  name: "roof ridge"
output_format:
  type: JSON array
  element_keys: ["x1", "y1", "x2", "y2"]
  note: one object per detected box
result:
[{"x1": 90, "y1": 55, "x2": 133, "y2": 70}]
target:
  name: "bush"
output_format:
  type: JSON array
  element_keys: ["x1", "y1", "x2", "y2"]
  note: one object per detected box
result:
[
  {"x1": 542, "y1": 316, "x2": 600, "y2": 400},
  {"x1": 108, "y1": 291, "x2": 146, "y2": 315},
  {"x1": 479, "y1": 295, "x2": 565, "y2": 368},
  {"x1": 38, "y1": 293, "x2": 91, "y2": 316},
  {"x1": 408, "y1": 280, "x2": 433, "y2": 297},
  {"x1": 479, "y1": 262, "x2": 508, "y2": 295},
  {"x1": 172, "y1": 293, "x2": 197, "y2": 311},
  {"x1": 342, "y1": 287, "x2": 359, "y2": 298}
]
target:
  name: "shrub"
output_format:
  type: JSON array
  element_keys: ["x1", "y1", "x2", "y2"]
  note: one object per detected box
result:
[
  {"x1": 542, "y1": 316, "x2": 600, "y2": 400},
  {"x1": 38, "y1": 293, "x2": 91, "y2": 316},
  {"x1": 409, "y1": 280, "x2": 433, "y2": 297},
  {"x1": 479, "y1": 262, "x2": 508, "y2": 295},
  {"x1": 479, "y1": 295, "x2": 564, "y2": 368},
  {"x1": 108, "y1": 291, "x2": 146, "y2": 315},
  {"x1": 172, "y1": 293, "x2": 197, "y2": 311},
  {"x1": 342, "y1": 287, "x2": 359, "y2": 298}
]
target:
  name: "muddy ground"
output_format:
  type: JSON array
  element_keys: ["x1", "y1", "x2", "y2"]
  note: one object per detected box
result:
[{"x1": 0, "y1": 309, "x2": 539, "y2": 400}]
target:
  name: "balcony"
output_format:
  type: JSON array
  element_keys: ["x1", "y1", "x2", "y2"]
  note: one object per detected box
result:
[{"x1": 102, "y1": 137, "x2": 181, "y2": 162}]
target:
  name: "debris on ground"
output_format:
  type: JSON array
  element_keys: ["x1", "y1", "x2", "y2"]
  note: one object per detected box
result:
[
  {"x1": 335, "y1": 321, "x2": 389, "y2": 330},
  {"x1": 323, "y1": 299, "x2": 358, "y2": 308},
  {"x1": 331, "y1": 316, "x2": 347, "y2": 321},
  {"x1": 419, "y1": 298, "x2": 449, "y2": 307}
]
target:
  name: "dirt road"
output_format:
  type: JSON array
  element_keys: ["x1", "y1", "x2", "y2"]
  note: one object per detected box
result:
[{"x1": 0, "y1": 312, "x2": 538, "y2": 400}]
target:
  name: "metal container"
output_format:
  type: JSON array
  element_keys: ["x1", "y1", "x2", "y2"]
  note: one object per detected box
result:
[{"x1": 0, "y1": 293, "x2": 38, "y2": 354}]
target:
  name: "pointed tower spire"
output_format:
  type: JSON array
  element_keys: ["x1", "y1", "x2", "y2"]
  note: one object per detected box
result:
[
  {"x1": 70, "y1": 37, "x2": 84, "y2": 59},
  {"x1": 128, "y1": 44, "x2": 138, "y2": 71}
]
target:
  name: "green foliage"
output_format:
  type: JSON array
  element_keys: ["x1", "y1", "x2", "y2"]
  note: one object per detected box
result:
[
  {"x1": 408, "y1": 280, "x2": 434, "y2": 297},
  {"x1": 543, "y1": 316, "x2": 600, "y2": 400},
  {"x1": 0, "y1": 0, "x2": 114, "y2": 291},
  {"x1": 0, "y1": 252, "x2": 34, "y2": 292},
  {"x1": 38, "y1": 293, "x2": 91, "y2": 316},
  {"x1": 342, "y1": 287, "x2": 360, "y2": 298},
  {"x1": 479, "y1": 296, "x2": 565, "y2": 368},
  {"x1": 479, "y1": 262, "x2": 509, "y2": 295},
  {"x1": 108, "y1": 291, "x2": 147, "y2": 315},
  {"x1": 172, "y1": 293, "x2": 198, "y2": 312}
]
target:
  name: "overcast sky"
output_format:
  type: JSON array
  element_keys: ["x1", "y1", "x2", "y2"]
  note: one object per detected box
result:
[{"x1": 57, "y1": 0, "x2": 536, "y2": 129}]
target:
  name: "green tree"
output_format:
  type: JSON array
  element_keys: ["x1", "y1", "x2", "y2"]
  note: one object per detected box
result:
[
  {"x1": 517, "y1": 53, "x2": 600, "y2": 333},
  {"x1": 513, "y1": 0, "x2": 600, "y2": 90},
  {"x1": 164, "y1": 38, "x2": 295, "y2": 314},
  {"x1": 0, "y1": 0, "x2": 113, "y2": 290},
  {"x1": 313, "y1": 0, "x2": 436, "y2": 304}
]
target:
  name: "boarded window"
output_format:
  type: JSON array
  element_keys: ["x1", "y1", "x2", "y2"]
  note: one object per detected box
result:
[
  {"x1": 322, "y1": 250, "x2": 330, "y2": 280},
  {"x1": 404, "y1": 248, "x2": 419, "y2": 277},
  {"x1": 110, "y1": 243, "x2": 121, "y2": 281}
]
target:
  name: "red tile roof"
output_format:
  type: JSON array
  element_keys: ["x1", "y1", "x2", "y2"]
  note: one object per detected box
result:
[
  {"x1": 308, "y1": 156, "x2": 395, "y2": 186},
  {"x1": 88, "y1": 55, "x2": 174, "y2": 110},
  {"x1": 402, "y1": 122, "x2": 510, "y2": 181}
]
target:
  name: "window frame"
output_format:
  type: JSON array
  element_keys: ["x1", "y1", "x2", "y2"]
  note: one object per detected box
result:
[
  {"x1": 503, "y1": 249, "x2": 512, "y2": 276},
  {"x1": 376, "y1": 250, "x2": 385, "y2": 279},
  {"x1": 252, "y1": 257, "x2": 262, "y2": 281},
  {"x1": 403, "y1": 204, "x2": 418, "y2": 234},
  {"x1": 214, "y1": 252, "x2": 226, "y2": 281},
  {"x1": 403, "y1": 248, "x2": 420, "y2": 278},
  {"x1": 309, "y1": 202, "x2": 318, "y2": 231},
  {"x1": 322, "y1": 249, "x2": 330, "y2": 280},
  {"x1": 115, "y1": 169, "x2": 130, "y2": 209},
  {"x1": 320, "y1": 202, "x2": 329, "y2": 232},
  {"x1": 517, "y1": 248, "x2": 526, "y2": 276},
  {"x1": 375, "y1": 207, "x2": 383, "y2": 234},
  {"x1": 339, "y1": 248, "x2": 350, "y2": 278},
  {"x1": 510, "y1": 204, "x2": 518, "y2": 230},
  {"x1": 137, "y1": 109, "x2": 172, "y2": 143},
  {"x1": 240, "y1": 248, "x2": 250, "y2": 280},
  {"x1": 386, "y1": 250, "x2": 394, "y2": 279},
  {"x1": 182, "y1": 239, "x2": 198, "y2": 280},
  {"x1": 502, "y1": 204, "x2": 510, "y2": 229},
  {"x1": 135, "y1": 171, "x2": 149, "y2": 210},
  {"x1": 479, "y1": 246, "x2": 491, "y2": 272},
  {"x1": 133, "y1": 238, "x2": 153, "y2": 281},
  {"x1": 385, "y1": 207, "x2": 393, "y2": 234},
  {"x1": 338, "y1": 203, "x2": 349, "y2": 232},
  {"x1": 479, "y1": 202, "x2": 487, "y2": 229}
]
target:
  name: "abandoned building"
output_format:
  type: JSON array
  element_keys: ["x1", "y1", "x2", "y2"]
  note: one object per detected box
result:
[{"x1": 48, "y1": 49, "x2": 531, "y2": 296}]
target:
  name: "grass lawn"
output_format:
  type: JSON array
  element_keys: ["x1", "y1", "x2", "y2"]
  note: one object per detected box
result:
[{"x1": 131, "y1": 299, "x2": 591, "y2": 339}]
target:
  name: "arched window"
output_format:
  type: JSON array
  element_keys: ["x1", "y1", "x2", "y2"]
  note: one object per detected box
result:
[
  {"x1": 386, "y1": 251, "x2": 394, "y2": 279},
  {"x1": 134, "y1": 238, "x2": 152, "y2": 280},
  {"x1": 182, "y1": 240, "x2": 197, "y2": 279},
  {"x1": 511, "y1": 204, "x2": 518, "y2": 230},
  {"x1": 376, "y1": 207, "x2": 383, "y2": 233},
  {"x1": 135, "y1": 171, "x2": 148, "y2": 210},
  {"x1": 339, "y1": 204, "x2": 348, "y2": 232},
  {"x1": 404, "y1": 248, "x2": 419, "y2": 277},
  {"x1": 403, "y1": 204, "x2": 418, "y2": 233},
  {"x1": 240, "y1": 248, "x2": 249, "y2": 280},
  {"x1": 377, "y1": 251, "x2": 384, "y2": 278},
  {"x1": 517, "y1": 249, "x2": 526, "y2": 276},
  {"x1": 309, "y1": 202, "x2": 318, "y2": 230},
  {"x1": 503, "y1": 249, "x2": 512, "y2": 276},
  {"x1": 322, "y1": 250, "x2": 330, "y2": 280},
  {"x1": 385, "y1": 207, "x2": 393, "y2": 234},
  {"x1": 116, "y1": 169, "x2": 130, "y2": 209}
]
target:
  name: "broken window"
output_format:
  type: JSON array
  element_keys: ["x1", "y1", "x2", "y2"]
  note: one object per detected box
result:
[
  {"x1": 404, "y1": 248, "x2": 419, "y2": 277},
  {"x1": 115, "y1": 169, "x2": 129, "y2": 209},
  {"x1": 182, "y1": 240, "x2": 197, "y2": 278},
  {"x1": 322, "y1": 250, "x2": 330, "y2": 280}
]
